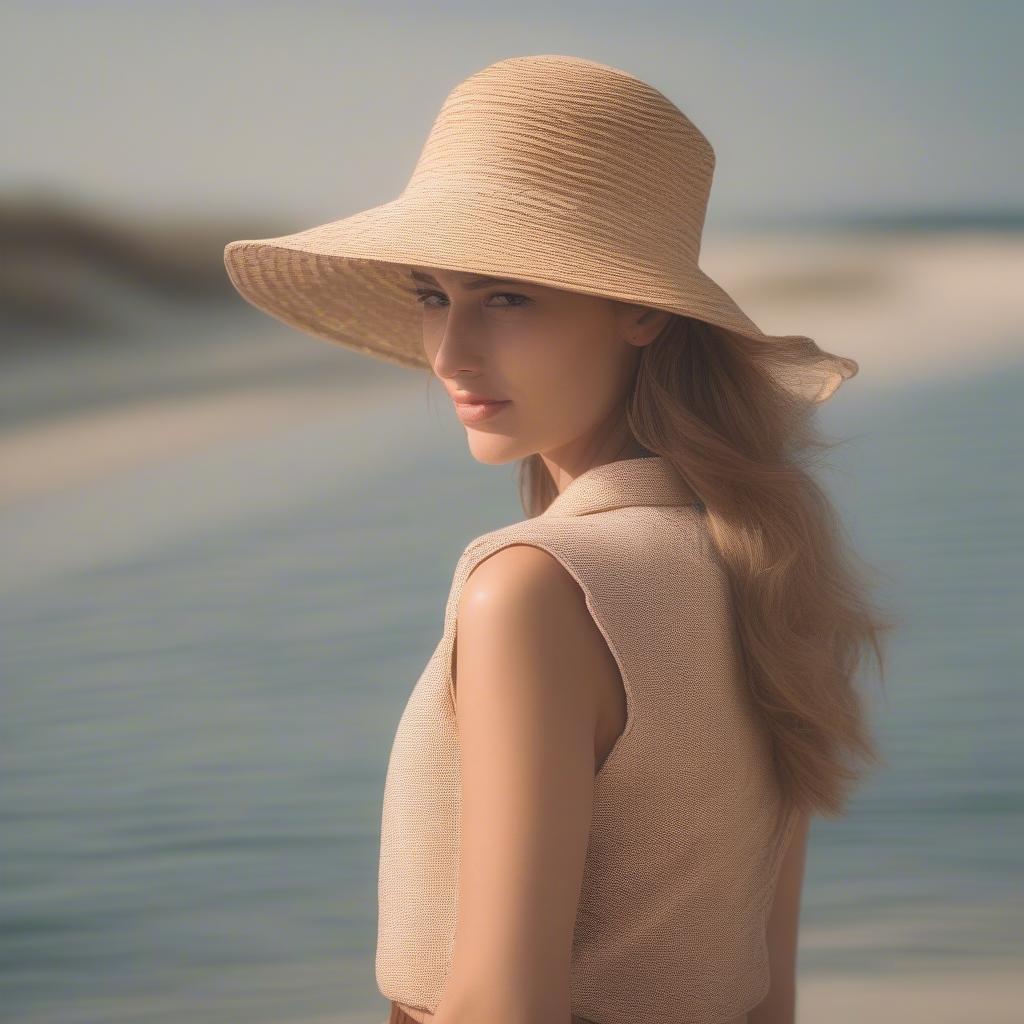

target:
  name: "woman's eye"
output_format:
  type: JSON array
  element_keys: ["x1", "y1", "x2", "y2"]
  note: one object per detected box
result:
[
  {"x1": 491, "y1": 292, "x2": 531, "y2": 307},
  {"x1": 413, "y1": 289, "x2": 446, "y2": 308},
  {"x1": 412, "y1": 289, "x2": 530, "y2": 309}
]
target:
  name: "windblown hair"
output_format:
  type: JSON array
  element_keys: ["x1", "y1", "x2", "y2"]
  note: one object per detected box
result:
[{"x1": 517, "y1": 316, "x2": 899, "y2": 820}]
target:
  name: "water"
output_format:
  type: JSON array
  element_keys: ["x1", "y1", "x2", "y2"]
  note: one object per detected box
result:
[{"x1": 2, "y1": 351, "x2": 1022, "y2": 1022}]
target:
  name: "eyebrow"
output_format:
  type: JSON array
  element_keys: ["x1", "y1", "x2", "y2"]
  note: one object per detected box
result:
[{"x1": 409, "y1": 270, "x2": 525, "y2": 291}]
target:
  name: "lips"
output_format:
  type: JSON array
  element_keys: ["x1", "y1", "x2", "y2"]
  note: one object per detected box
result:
[
  {"x1": 451, "y1": 392, "x2": 507, "y2": 405},
  {"x1": 452, "y1": 394, "x2": 512, "y2": 424}
]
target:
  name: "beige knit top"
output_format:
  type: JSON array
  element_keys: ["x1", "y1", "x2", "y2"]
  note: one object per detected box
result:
[{"x1": 375, "y1": 455, "x2": 800, "y2": 1023}]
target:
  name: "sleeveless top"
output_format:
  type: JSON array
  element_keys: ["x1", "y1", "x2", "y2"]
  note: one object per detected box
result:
[{"x1": 375, "y1": 455, "x2": 801, "y2": 1023}]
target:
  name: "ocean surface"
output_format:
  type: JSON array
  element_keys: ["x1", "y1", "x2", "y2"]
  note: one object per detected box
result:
[{"x1": 1, "y1": 331, "x2": 1022, "y2": 1022}]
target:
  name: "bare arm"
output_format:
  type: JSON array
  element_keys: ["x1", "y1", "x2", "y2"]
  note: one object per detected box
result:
[
  {"x1": 432, "y1": 543, "x2": 615, "y2": 1024},
  {"x1": 748, "y1": 808, "x2": 810, "y2": 1024}
]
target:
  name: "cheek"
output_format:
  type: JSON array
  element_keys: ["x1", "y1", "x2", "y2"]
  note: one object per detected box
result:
[
  {"x1": 503, "y1": 322, "x2": 619, "y2": 415},
  {"x1": 498, "y1": 322, "x2": 574, "y2": 389}
]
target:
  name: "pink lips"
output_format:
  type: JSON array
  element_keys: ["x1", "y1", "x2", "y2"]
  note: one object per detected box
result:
[{"x1": 452, "y1": 395, "x2": 512, "y2": 424}]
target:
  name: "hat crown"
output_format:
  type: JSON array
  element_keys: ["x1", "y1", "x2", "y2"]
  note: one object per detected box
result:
[{"x1": 402, "y1": 55, "x2": 716, "y2": 264}]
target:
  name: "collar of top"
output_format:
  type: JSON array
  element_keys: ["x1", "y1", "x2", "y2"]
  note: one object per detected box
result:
[{"x1": 542, "y1": 455, "x2": 701, "y2": 517}]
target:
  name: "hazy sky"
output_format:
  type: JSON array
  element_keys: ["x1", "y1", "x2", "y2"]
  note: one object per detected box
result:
[{"x1": 3, "y1": 1, "x2": 1021, "y2": 229}]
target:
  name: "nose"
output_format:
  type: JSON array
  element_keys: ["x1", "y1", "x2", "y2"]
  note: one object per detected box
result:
[{"x1": 427, "y1": 302, "x2": 483, "y2": 378}]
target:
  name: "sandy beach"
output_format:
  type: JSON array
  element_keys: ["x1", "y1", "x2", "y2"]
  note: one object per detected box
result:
[
  {"x1": 310, "y1": 967, "x2": 1024, "y2": 1024},
  {"x1": 796, "y1": 967, "x2": 1023, "y2": 1023},
  {"x1": 0, "y1": 377, "x2": 404, "y2": 509}
]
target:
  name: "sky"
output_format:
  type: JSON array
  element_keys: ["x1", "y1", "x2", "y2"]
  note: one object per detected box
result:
[{"x1": 2, "y1": 0, "x2": 1021, "y2": 230}]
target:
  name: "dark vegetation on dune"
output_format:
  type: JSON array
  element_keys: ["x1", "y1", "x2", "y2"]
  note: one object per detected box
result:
[{"x1": 0, "y1": 193, "x2": 291, "y2": 339}]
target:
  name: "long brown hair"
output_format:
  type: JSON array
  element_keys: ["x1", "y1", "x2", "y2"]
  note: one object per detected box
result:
[{"x1": 517, "y1": 315, "x2": 899, "y2": 820}]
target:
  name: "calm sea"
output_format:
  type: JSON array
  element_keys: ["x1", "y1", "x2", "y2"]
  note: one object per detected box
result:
[{"x1": 2, "y1": 347, "x2": 1021, "y2": 1023}]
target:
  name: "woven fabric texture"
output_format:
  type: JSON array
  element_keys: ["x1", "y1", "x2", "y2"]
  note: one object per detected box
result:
[
  {"x1": 223, "y1": 54, "x2": 858, "y2": 406},
  {"x1": 375, "y1": 456, "x2": 800, "y2": 1023}
]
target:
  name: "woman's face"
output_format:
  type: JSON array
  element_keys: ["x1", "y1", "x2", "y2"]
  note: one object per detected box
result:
[{"x1": 408, "y1": 266, "x2": 669, "y2": 467}]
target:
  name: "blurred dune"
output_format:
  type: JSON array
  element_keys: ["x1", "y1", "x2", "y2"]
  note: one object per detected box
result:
[
  {"x1": 0, "y1": 191, "x2": 292, "y2": 338},
  {"x1": 2, "y1": 193, "x2": 1023, "y2": 510},
  {"x1": 698, "y1": 228, "x2": 1024, "y2": 386},
  {"x1": 3, "y1": 192, "x2": 1023, "y2": 352}
]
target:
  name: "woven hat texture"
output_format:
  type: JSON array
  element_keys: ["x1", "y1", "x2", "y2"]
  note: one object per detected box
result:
[{"x1": 223, "y1": 53, "x2": 858, "y2": 404}]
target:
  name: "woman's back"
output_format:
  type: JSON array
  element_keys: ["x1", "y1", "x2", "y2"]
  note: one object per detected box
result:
[{"x1": 376, "y1": 456, "x2": 801, "y2": 1024}]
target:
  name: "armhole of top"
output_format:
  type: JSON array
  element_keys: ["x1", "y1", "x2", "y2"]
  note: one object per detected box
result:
[
  {"x1": 444, "y1": 537, "x2": 636, "y2": 780},
  {"x1": 771, "y1": 801, "x2": 807, "y2": 888}
]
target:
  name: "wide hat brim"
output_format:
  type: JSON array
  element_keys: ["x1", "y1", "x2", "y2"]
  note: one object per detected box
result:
[{"x1": 223, "y1": 186, "x2": 858, "y2": 405}]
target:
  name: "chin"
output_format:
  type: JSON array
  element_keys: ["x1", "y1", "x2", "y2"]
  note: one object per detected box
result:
[{"x1": 464, "y1": 433, "x2": 526, "y2": 466}]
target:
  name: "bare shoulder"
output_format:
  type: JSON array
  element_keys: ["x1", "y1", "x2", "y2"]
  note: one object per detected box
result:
[
  {"x1": 461, "y1": 541, "x2": 582, "y2": 611},
  {"x1": 455, "y1": 543, "x2": 627, "y2": 770},
  {"x1": 457, "y1": 544, "x2": 596, "y2": 681}
]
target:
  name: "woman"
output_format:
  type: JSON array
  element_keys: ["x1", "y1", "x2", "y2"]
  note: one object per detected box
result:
[{"x1": 225, "y1": 54, "x2": 892, "y2": 1024}]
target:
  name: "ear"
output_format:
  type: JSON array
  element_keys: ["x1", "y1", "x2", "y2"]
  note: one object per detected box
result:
[{"x1": 615, "y1": 302, "x2": 673, "y2": 349}]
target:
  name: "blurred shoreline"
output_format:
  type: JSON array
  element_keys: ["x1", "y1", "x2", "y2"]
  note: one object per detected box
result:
[{"x1": 2, "y1": 198, "x2": 1022, "y2": 508}]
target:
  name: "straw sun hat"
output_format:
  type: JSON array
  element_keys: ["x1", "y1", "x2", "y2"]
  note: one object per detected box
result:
[{"x1": 223, "y1": 54, "x2": 858, "y2": 405}]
